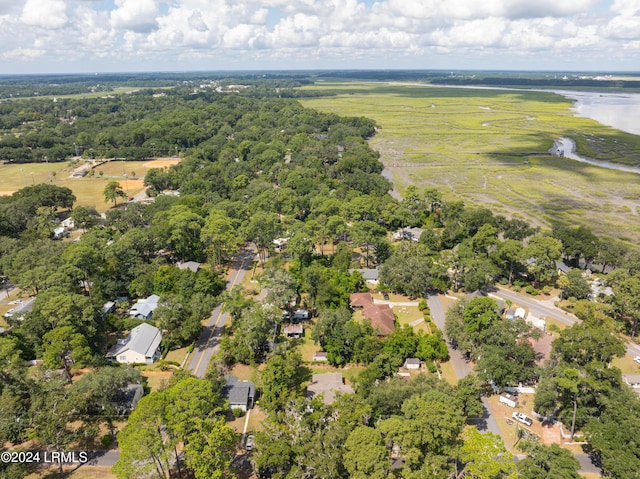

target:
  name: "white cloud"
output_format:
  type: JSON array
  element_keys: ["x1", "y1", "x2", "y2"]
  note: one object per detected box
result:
[
  {"x1": 21, "y1": 0, "x2": 68, "y2": 29},
  {"x1": 2, "y1": 47, "x2": 46, "y2": 59},
  {"x1": 0, "y1": 0, "x2": 637, "y2": 73},
  {"x1": 110, "y1": 0, "x2": 158, "y2": 33}
]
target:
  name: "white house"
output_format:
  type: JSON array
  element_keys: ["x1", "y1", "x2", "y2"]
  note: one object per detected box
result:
[
  {"x1": 404, "y1": 358, "x2": 421, "y2": 370},
  {"x1": 106, "y1": 323, "x2": 162, "y2": 364},
  {"x1": 129, "y1": 294, "x2": 160, "y2": 320}
]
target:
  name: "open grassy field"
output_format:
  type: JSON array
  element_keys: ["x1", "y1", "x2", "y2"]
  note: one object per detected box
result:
[
  {"x1": 299, "y1": 83, "x2": 640, "y2": 241},
  {"x1": 0, "y1": 158, "x2": 178, "y2": 212}
]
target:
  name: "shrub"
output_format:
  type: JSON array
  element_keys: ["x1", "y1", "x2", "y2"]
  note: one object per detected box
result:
[
  {"x1": 232, "y1": 407, "x2": 244, "y2": 418},
  {"x1": 524, "y1": 285, "x2": 539, "y2": 296},
  {"x1": 499, "y1": 277, "x2": 509, "y2": 285},
  {"x1": 418, "y1": 299, "x2": 428, "y2": 312},
  {"x1": 100, "y1": 434, "x2": 113, "y2": 448},
  {"x1": 187, "y1": 344, "x2": 194, "y2": 354}
]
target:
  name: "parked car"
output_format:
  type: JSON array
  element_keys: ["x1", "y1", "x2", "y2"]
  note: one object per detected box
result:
[
  {"x1": 512, "y1": 412, "x2": 533, "y2": 427},
  {"x1": 383, "y1": 292, "x2": 390, "y2": 300},
  {"x1": 633, "y1": 356, "x2": 640, "y2": 364},
  {"x1": 245, "y1": 434, "x2": 255, "y2": 451}
]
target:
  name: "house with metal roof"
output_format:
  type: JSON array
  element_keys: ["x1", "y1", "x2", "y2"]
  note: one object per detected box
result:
[
  {"x1": 106, "y1": 323, "x2": 162, "y2": 364},
  {"x1": 129, "y1": 294, "x2": 160, "y2": 320}
]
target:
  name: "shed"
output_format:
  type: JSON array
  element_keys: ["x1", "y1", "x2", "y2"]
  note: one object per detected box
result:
[
  {"x1": 312, "y1": 351, "x2": 328, "y2": 362},
  {"x1": 404, "y1": 358, "x2": 421, "y2": 370},
  {"x1": 514, "y1": 307, "x2": 526, "y2": 319},
  {"x1": 499, "y1": 393, "x2": 518, "y2": 408},
  {"x1": 103, "y1": 301, "x2": 116, "y2": 316}
]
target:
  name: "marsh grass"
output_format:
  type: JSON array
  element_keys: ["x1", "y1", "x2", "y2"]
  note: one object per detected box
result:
[{"x1": 300, "y1": 83, "x2": 640, "y2": 241}]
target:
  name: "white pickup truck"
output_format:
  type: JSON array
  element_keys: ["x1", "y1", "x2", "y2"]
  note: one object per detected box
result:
[{"x1": 512, "y1": 412, "x2": 533, "y2": 426}]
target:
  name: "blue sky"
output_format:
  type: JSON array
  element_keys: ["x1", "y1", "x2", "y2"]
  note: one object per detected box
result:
[{"x1": 0, "y1": 0, "x2": 638, "y2": 74}]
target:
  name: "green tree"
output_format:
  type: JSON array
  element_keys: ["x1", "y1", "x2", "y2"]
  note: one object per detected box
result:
[
  {"x1": 183, "y1": 417, "x2": 237, "y2": 479},
  {"x1": 521, "y1": 235, "x2": 562, "y2": 286},
  {"x1": 103, "y1": 181, "x2": 127, "y2": 207},
  {"x1": 259, "y1": 348, "x2": 311, "y2": 411},
  {"x1": 113, "y1": 393, "x2": 174, "y2": 479},
  {"x1": 516, "y1": 442, "x2": 581, "y2": 479},
  {"x1": 42, "y1": 326, "x2": 92, "y2": 375},
  {"x1": 459, "y1": 428, "x2": 516, "y2": 479},
  {"x1": 344, "y1": 426, "x2": 391, "y2": 479}
]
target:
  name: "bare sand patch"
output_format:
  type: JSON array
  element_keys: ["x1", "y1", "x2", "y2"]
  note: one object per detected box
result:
[
  {"x1": 0, "y1": 190, "x2": 16, "y2": 196},
  {"x1": 142, "y1": 158, "x2": 181, "y2": 169}
]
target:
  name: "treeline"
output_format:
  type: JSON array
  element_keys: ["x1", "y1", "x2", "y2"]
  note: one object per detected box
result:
[
  {"x1": 0, "y1": 87, "x2": 363, "y2": 163},
  {"x1": 431, "y1": 76, "x2": 640, "y2": 89}
]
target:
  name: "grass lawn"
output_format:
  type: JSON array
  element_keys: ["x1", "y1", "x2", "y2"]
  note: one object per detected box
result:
[
  {"x1": 29, "y1": 466, "x2": 117, "y2": 479},
  {"x1": 230, "y1": 363, "x2": 257, "y2": 382},
  {"x1": 164, "y1": 346, "x2": 189, "y2": 366},
  {"x1": 439, "y1": 360, "x2": 458, "y2": 385},
  {"x1": 612, "y1": 354, "x2": 640, "y2": 374},
  {"x1": 141, "y1": 371, "x2": 172, "y2": 392},
  {"x1": 0, "y1": 161, "x2": 147, "y2": 212},
  {"x1": 300, "y1": 83, "x2": 640, "y2": 242}
]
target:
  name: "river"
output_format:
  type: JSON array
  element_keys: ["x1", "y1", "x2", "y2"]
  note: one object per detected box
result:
[
  {"x1": 554, "y1": 90, "x2": 640, "y2": 136},
  {"x1": 551, "y1": 137, "x2": 640, "y2": 175}
]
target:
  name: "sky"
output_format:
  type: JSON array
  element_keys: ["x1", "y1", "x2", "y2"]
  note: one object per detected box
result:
[{"x1": 0, "y1": 0, "x2": 639, "y2": 74}]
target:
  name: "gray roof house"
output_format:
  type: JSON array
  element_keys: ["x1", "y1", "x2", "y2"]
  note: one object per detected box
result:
[
  {"x1": 129, "y1": 294, "x2": 160, "y2": 320},
  {"x1": 222, "y1": 375, "x2": 255, "y2": 412},
  {"x1": 307, "y1": 373, "x2": 354, "y2": 405},
  {"x1": 112, "y1": 384, "x2": 144, "y2": 415},
  {"x1": 177, "y1": 261, "x2": 201, "y2": 273},
  {"x1": 106, "y1": 323, "x2": 162, "y2": 364}
]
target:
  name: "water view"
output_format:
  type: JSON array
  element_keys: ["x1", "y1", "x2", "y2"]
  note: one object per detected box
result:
[{"x1": 558, "y1": 90, "x2": 640, "y2": 136}]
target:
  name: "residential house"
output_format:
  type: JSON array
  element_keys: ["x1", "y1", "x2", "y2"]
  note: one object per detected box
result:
[
  {"x1": 102, "y1": 301, "x2": 116, "y2": 317},
  {"x1": 307, "y1": 373, "x2": 354, "y2": 405},
  {"x1": 292, "y1": 309, "x2": 310, "y2": 321},
  {"x1": 112, "y1": 384, "x2": 144, "y2": 415},
  {"x1": 283, "y1": 323, "x2": 303, "y2": 338},
  {"x1": 349, "y1": 292, "x2": 396, "y2": 336},
  {"x1": 349, "y1": 268, "x2": 380, "y2": 285},
  {"x1": 177, "y1": 261, "x2": 201, "y2": 273},
  {"x1": 222, "y1": 375, "x2": 255, "y2": 412},
  {"x1": 106, "y1": 323, "x2": 162, "y2": 364},
  {"x1": 129, "y1": 294, "x2": 160, "y2": 320},
  {"x1": 393, "y1": 227, "x2": 424, "y2": 242}
]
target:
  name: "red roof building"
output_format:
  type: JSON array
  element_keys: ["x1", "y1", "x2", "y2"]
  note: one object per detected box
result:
[{"x1": 350, "y1": 292, "x2": 395, "y2": 336}]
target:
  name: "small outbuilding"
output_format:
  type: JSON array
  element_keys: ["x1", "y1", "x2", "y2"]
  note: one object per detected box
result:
[
  {"x1": 499, "y1": 393, "x2": 518, "y2": 408},
  {"x1": 404, "y1": 358, "x2": 421, "y2": 370},
  {"x1": 312, "y1": 351, "x2": 328, "y2": 362}
]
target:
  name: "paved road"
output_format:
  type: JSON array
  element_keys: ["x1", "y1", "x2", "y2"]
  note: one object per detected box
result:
[
  {"x1": 187, "y1": 248, "x2": 254, "y2": 378},
  {"x1": 427, "y1": 294, "x2": 502, "y2": 437},
  {"x1": 491, "y1": 287, "x2": 640, "y2": 359}
]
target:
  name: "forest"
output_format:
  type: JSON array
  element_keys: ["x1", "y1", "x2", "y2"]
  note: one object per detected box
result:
[{"x1": 0, "y1": 80, "x2": 638, "y2": 478}]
